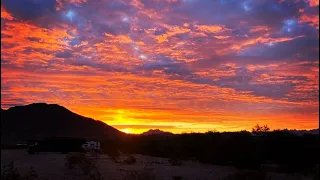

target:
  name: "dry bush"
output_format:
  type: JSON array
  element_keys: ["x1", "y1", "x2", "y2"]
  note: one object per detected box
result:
[
  {"x1": 88, "y1": 168, "x2": 103, "y2": 180},
  {"x1": 123, "y1": 155, "x2": 137, "y2": 165},
  {"x1": 1, "y1": 161, "x2": 20, "y2": 180},
  {"x1": 64, "y1": 152, "x2": 101, "y2": 178},
  {"x1": 224, "y1": 170, "x2": 270, "y2": 180},
  {"x1": 24, "y1": 167, "x2": 38, "y2": 180},
  {"x1": 1, "y1": 161, "x2": 38, "y2": 180},
  {"x1": 121, "y1": 170, "x2": 155, "y2": 180},
  {"x1": 65, "y1": 152, "x2": 87, "y2": 169},
  {"x1": 168, "y1": 158, "x2": 182, "y2": 166},
  {"x1": 78, "y1": 157, "x2": 97, "y2": 175}
]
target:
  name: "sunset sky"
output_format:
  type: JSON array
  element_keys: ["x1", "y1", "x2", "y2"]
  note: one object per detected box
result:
[{"x1": 1, "y1": 0, "x2": 319, "y2": 134}]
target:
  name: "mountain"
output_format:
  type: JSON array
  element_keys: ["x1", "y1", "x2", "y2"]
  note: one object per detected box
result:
[
  {"x1": 141, "y1": 129, "x2": 173, "y2": 136},
  {"x1": 1, "y1": 103, "x2": 124, "y2": 145}
]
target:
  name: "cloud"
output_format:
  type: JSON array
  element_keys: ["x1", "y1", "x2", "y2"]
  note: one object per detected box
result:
[
  {"x1": 1, "y1": 0, "x2": 318, "y2": 133},
  {"x1": 2, "y1": 0, "x2": 57, "y2": 20},
  {"x1": 55, "y1": 50, "x2": 73, "y2": 58}
]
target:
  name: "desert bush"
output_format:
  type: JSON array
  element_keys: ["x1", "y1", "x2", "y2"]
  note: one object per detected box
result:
[
  {"x1": 88, "y1": 168, "x2": 103, "y2": 180},
  {"x1": 123, "y1": 155, "x2": 137, "y2": 165},
  {"x1": 64, "y1": 152, "x2": 87, "y2": 169},
  {"x1": 122, "y1": 170, "x2": 155, "y2": 180},
  {"x1": 1, "y1": 161, "x2": 20, "y2": 180},
  {"x1": 168, "y1": 158, "x2": 182, "y2": 166},
  {"x1": 1, "y1": 162, "x2": 38, "y2": 180},
  {"x1": 224, "y1": 170, "x2": 270, "y2": 180},
  {"x1": 24, "y1": 167, "x2": 38, "y2": 180},
  {"x1": 78, "y1": 157, "x2": 97, "y2": 175},
  {"x1": 64, "y1": 152, "x2": 99, "y2": 176},
  {"x1": 172, "y1": 175, "x2": 183, "y2": 180}
]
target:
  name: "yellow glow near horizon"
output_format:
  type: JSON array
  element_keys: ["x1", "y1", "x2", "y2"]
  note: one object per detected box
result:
[{"x1": 119, "y1": 128, "x2": 145, "y2": 134}]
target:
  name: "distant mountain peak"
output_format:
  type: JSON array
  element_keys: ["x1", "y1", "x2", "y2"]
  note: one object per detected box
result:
[{"x1": 141, "y1": 129, "x2": 173, "y2": 136}]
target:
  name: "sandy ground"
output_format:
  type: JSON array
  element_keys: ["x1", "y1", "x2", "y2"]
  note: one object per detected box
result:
[{"x1": 1, "y1": 149, "x2": 314, "y2": 180}]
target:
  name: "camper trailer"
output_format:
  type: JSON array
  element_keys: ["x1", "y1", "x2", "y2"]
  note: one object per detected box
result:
[{"x1": 82, "y1": 141, "x2": 101, "y2": 152}]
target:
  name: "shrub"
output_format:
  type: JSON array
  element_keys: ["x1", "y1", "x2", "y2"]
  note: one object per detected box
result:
[
  {"x1": 64, "y1": 152, "x2": 87, "y2": 169},
  {"x1": 1, "y1": 161, "x2": 20, "y2": 180},
  {"x1": 88, "y1": 168, "x2": 103, "y2": 180},
  {"x1": 123, "y1": 155, "x2": 137, "y2": 165},
  {"x1": 78, "y1": 157, "x2": 97, "y2": 175},
  {"x1": 122, "y1": 170, "x2": 155, "y2": 180},
  {"x1": 1, "y1": 162, "x2": 38, "y2": 180},
  {"x1": 64, "y1": 152, "x2": 99, "y2": 177},
  {"x1": 168, "y1": 158, "x2": 182, "y2": 166},
  {"x1": 24, "y1": 167, "x2": 38, "y2": 180}
]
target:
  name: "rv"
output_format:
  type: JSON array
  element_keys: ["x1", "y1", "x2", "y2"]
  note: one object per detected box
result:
[{"x1": 82, "y1": 141, "x2": 101, "y2": 152}]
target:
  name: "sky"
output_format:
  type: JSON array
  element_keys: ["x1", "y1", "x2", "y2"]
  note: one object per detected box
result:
[{"x1": 1, "y1": 0, "x2": 319, "y2": 134}]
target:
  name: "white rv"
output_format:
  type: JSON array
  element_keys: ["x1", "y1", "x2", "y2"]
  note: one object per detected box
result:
[{"x1": 82, "y1": 141, "x2": 100, "y2": 151}]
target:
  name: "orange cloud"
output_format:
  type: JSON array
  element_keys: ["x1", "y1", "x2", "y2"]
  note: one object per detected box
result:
[
  {"x1": 304, "y1": 0, "x2": 319, "y2": 7},
  {"x1": 249, "y1": 26, "x2": 269, "y2": 33},
  {"x1": 231, "y1": 36, "x2": 305, "y2": 51},
  {"x1": 155, "y1": 25, "x2": 191, "y2": 43},
  {"x1": 195, "y1": 25, "x2": 227, "y2": 34},
  {"x1": 1, "y1": 21, "x2": 73, "y2": 65},
  {"x1": 299, "y1": 14, "x2": 319, "y2": 29},
  {"x1": 1, "y1": 6, "x2": 14, "y2": 20}
]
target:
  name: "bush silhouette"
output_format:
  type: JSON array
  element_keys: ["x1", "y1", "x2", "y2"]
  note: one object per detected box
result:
[
  {"x1": 1, "y1": 162, "x2": 38, "y2": 180},
  {"x1": 123, "y1": 155, "x2": 137, "y2": 165}
]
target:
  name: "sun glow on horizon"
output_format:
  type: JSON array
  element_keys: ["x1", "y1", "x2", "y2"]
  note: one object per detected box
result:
[{"x1": 119, "y1": 128, "x2": 145, "y2": 134}]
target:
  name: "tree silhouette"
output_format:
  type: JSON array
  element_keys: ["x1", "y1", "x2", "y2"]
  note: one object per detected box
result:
[{"x1": 252, "y1": 124, "x2": 270, "y2": 135}]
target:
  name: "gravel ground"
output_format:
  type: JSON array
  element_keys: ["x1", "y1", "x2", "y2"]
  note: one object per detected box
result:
[{"x1": 1, "y1": 149, "x2": 314, "y2": 180}]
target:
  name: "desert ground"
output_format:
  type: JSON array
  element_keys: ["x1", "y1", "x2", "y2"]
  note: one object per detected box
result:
[{"x1": 1, "y1": 149, "x2": 314, "y2": 180}]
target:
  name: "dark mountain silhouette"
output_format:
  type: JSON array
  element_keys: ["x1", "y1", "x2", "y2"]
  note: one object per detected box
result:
[
  {"x1": 1, "y1": 103, "x2": 124, "y2": 144},
  {"x1": 141, "y1": 129, "x2": 173, "y2": 136}
]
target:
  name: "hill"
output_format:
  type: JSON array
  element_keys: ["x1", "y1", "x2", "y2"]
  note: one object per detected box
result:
[{"x1": 1, "y1": 103, "x2": 124, "y2": 145}]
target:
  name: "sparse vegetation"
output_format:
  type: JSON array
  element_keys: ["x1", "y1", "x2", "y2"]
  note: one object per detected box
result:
[
  {"x1": 24, "y1": 167, "x2": 38, "y2": 180},
  {"x1": 1, "y1": 161, "x2": 20, "y2": 180},
  {"x1": 1, "y1": 161, "x2": 38, "y2": 180},
  {"x1": 118, "y1": 126, "x2": 319, "y2": 174},
  {"x1": 121, "y1": 169, "x2": 155, "y2": 180},
  {"x1": 65, "y1": 152, "x2": 87, "y2": 169},
  {"x1": 123, "y1": 155, "x2": 137, "y2": 165},
  {"x1": 78, "y1": 156, "x2": 97, "y2": 175},
  {"x1": 88, "y1": 168, "x2": 103, "y2": 180},
  {"x1": 169, "y1": 158, "x2": 182, "y2": 166},
  {"x1": 64, "y1": 152, "x2": 102, "y2": 179}
]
